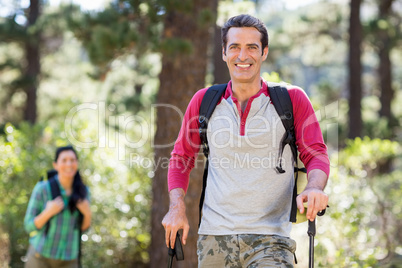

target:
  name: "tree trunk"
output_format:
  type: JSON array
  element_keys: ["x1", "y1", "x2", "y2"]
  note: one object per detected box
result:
[
  {"x1": 377, "y1": 0, "x2": 394, "y2": 121},
  {"x1": 376, "y1": 0, "x2": 395, "y2": 174},
  {"x1": 378, "y1": 45, "x2": 393, "y2": 119},
  {"x1": 213, "y1": 25, "x2": 230, "y2": 84},
  {"x1": 347, "y1": 0, "x2": 363, "y2": 139},
  {"x1": 150, "y1": 1, "x2": 218, "y2": 267},
  {"x1": 23, "y1": 0, "x2": 41, "y2": 124}
]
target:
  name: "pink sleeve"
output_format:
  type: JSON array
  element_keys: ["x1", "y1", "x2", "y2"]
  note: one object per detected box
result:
[
  {"x1": 167, "y1": 88, "x2": 208, "y2": 193},
  {"x1": 288, "y1": 87, "x2": 330, "y2": 177}
]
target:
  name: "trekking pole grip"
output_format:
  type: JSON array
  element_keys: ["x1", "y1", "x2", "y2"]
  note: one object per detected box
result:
[{"x1": 307, "y1": 219, "x2": 316, "y2": 237}]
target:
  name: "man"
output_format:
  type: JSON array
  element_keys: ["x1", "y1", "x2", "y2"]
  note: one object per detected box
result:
[{"x1": 162, "y1": 14, "x2": 329, "y2": 267}]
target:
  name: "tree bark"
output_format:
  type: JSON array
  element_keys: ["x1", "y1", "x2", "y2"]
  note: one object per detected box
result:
[
  {"x1": 377, "y1": 0, "x2": 394, "y2": 121},
  {"x1": 378, "y1": 44, "x2": 392, "y2": 119},
  {"x1": 150, "y1": 1, "x2": 218, "y2": 267},
  {"x1": 23, "y1": 0, "x2": 41, "y2": 124},
  {"x1": 375, "y1": 0, "x2": 395, "y2": 177},
  {"x1": 213, "y1": 25, "x2": 230, "y2": 84},
  {"x1": 347, "y1": 0, "x2": 363, "y2": 139}
]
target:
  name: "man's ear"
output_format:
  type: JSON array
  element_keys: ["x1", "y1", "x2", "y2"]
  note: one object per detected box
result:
[
  {"x1": 52, "y1": 162, "x2": 58, "y2": 171},
  {"x1": 222, "y1": 47, "x2": 227, "y2": 62},
  {"x1": 262, "y1": 46, "x2": 269, "y2": 61}
]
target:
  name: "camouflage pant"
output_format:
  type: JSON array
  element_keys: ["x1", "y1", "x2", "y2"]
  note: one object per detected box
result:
[{"x1": 197, "y1": 234, "x2": 296, "y2": 268}]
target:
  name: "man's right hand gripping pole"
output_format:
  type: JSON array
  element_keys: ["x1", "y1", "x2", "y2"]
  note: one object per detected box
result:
[{"x1": 162, "y1": 188, "x2": 190, "y2": 249}]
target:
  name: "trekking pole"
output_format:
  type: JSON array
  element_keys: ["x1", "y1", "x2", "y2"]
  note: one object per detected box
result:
[
  {"x1": 307, "y1": 219, "x2": 316, "y2": 268},
  {"x1": 167, "y1": 232, "x2": 184, "y2": 268},
  {"x1": 167, "y1": 247, "x2": 174, "y2": 268},
  {"x1": 307, "y1": 209, "x2": 326, "y2": 268}
]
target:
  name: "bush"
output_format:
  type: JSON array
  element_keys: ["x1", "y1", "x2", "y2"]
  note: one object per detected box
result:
[{"x1": 315, "y1": 137, "x2": 402, "y2": 267}]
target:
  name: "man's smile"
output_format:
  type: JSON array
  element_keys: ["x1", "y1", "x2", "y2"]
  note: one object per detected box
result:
[{"x1": 235, "y1": 63, "x2": 252, "y2": 69}]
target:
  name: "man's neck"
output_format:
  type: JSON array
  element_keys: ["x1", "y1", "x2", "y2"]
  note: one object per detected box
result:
[{"x1": 231, "y1": 78, "x2": 262, "y2": 103}]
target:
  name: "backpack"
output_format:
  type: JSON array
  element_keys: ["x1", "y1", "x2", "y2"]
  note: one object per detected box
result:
[
  {"x1": 198, "y1": 82, "x2": 308, "y2": 226},
  {"x1": 41, "y1": 170, "x2": 84, "y2": 266}
]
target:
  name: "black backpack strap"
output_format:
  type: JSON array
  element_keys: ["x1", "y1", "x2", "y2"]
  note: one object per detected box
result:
[
  {"x1": 267, "y1": 83, "x2": 299, "y2": 223},
  {"x1": 267, "y1": 84, "x2": 297, "y2": 169},
  {"x1": 198, "y1": 160, "x2": 209, "y2": 228},
  {"x1": 198, "y1": 84, "x2": 227, "y2": 227},
  {"x1": 199, "y1": 84, "x2": 228, "y2": 157},
  {"x1": 49, "y1": 176, "x2": 61, "y2": 199},
  {"x1": 77, "y1": 212, "x2": 84, "y2": 268},
  {"x1": 44, "y1": 174, "x2": 62, "y2": 235}
]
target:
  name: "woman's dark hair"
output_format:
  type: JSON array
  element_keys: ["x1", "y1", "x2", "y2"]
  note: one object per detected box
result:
[
  {"x1": 55, "y1": 145, "x2": 87, "y2": 212},
  {"x1": 221, "y1": 14, "x2": 269, "y2": 55}
]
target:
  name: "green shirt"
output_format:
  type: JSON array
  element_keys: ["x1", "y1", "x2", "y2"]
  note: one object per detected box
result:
[{"x1": 24, "y1": 176, "x2": 87, "y2": 260}]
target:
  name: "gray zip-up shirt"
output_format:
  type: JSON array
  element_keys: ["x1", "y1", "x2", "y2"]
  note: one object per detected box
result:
[{"x1": 168, "y1": 79, "x2": 330, "y2": 237}]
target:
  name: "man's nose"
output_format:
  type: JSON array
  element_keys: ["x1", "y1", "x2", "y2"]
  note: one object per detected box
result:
[{"x1": 238, "y1": 48, "x2": 248, "y2": 61}]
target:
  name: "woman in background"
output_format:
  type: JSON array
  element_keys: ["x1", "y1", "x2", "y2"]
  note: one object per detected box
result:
[{"x1": 24, "y1": 145, "x2": 91, "y2": 268}]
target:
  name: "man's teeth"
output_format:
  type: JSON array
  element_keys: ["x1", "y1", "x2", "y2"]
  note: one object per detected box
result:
[{"x1": 237, "y1": 64, "x2": 250, "y2": 68}]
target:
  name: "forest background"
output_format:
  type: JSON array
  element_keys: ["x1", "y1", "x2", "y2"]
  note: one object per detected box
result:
[{"x1": 0, "y1": 0, "x2": 401, "y2": 267}]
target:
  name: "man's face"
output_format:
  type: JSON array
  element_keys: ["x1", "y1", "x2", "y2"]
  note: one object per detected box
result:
[{"x1": 223, "y1": 27, "x2": 268, "y2": 85}]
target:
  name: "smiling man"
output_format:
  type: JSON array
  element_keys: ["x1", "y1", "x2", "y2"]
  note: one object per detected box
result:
[{"x1": 162, "y1": 14, "x2": 330, "y2": 267}]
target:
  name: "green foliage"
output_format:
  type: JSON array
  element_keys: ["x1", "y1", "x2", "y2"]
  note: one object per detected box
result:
[
  {"x1": 341, "y1": 137, "x2": 398, "y2": 174},
  {"x1": 0, "y1": 21, "x2": 157, "y2": 266},
  {"x1": 314, "y1": 137, "x2": 402, "y2": 267},
  {"x1": 0, "y1": 1, "x2": 76, "y2": 124},
  {"x1": 366, "y1": 15, "x2": 402, "y2": 48},
  {"x1": 256, "y1": 2, "x2": 350, "y2": 113},
  {"x1": 311, "y1": 81, "x2": 341, "y2": 107},
  {"x1": 360, "y1": 94, "x2": 401, "y2": 140},
  {"x1": 103, "y1": 53, "x2": 161, "y2": 115},
  {"x1": 0, "y1": 120, "x2": 153, "y2": 267},
  {"x1": 262, "y1": 71, "x2": 282, "y2": 83},
  {"x1": 159, "y1": 37, "x2": 193, "y2": 57},
  {"x1": 217, "y1": 0, "x2": 256, "y2": 25},
  {"x1": 160, "y1": 0, "x2": 193, "y2": 13},
  {"x1": 0, "y1": 15, "x2": 27, "y2": 43},
  {"x1": 0, "y1": 123, "x2": 61, "y2": 267},
  {"x1": 67, "y1": 0, "x2": 163, "y2": 77},
  {"x1": 197, "y1": 8, "x2": 216, "y2": 28}
]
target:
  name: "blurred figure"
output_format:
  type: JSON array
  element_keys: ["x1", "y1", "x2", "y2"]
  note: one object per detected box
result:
[{"x1": 24, "y1": 145, "x2": 91, "y2": 268}]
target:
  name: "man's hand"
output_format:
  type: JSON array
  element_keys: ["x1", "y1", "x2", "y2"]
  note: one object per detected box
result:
[
  {"x1": 296, "y1": 169, "x2": 329, "y2": 221},
  {"x1": 162, "y1": 188, "x2": 190, "y2": 249},
  {"x1": 296, "y1": 188, "x2": 328, "y2": 221},
  {"x1": 45, "y1": 196, "x2": 64, "y2": 217}
]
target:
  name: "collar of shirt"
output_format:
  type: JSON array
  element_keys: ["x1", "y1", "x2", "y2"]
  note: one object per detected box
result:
[{"x1": 224, "y1": 77, "x2": 268, "y2": 101}]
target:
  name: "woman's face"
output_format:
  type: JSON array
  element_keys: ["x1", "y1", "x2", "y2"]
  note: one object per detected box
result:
[{"x1": 53, "y1": 150, "x2": 78, "y2": 180}]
